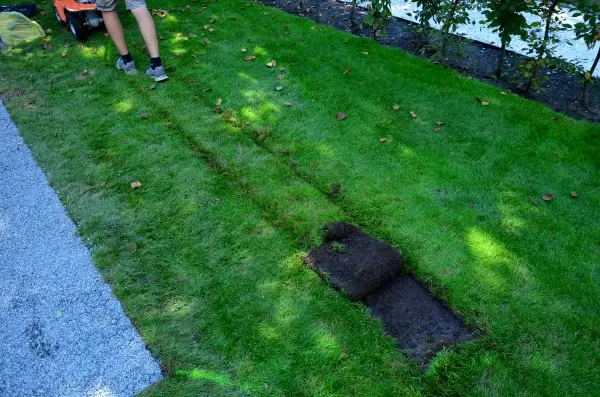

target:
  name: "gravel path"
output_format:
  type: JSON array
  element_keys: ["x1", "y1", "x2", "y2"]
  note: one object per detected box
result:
[{"x1": 0, "y1": 102, "x2": 162, "y2": 396}]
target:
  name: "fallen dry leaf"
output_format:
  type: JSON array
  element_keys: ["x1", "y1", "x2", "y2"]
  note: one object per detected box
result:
[
  {"x1": 188, "y1": 32, "x2": 197, "y2": 37},
  {"x1": 131, "y1": 181, "x2": 142, "y2": 189},
  {"x1": 45, "y1": 28, "x2": 52, "y2": 34},
  {"x1": 203, "y1": 39, "x2": 211, "y2": 45},
  {"x1": 379, "y1": 137, "x2": 387, "y2": 142},
  {"x1": 277, "y1": 74, "x2": 285, "y2": 80},
  {"x1": 64, "y1": 41, "x2": 72, "y2": 47},
  {"x1": 245, "y1": 55, "x2": 256, "y2": 62},
  {"x1": 81, "y1": 69, "x2": 89, "y2": 76},
  {"x1": 434, "y1": 127, "x2": 441, "y2": 133},
  {"x1": 140, "y1": 113, "x2": 149, "y2": 120},
  {"x1": 436, "y1": 121, "x2": 445, "y2": 126},
  {"x1": 284, "y1": 102, "x2": 292, "y2": 107},
  {"x1": 216, "y1": 98, "x2": 222, "y2": 106},
  {"x1": 203, "y1": 87, "x2": 212, "y2": 92},
  {"x1": 88, "y1": 80, "x2": 94, "y2": 86},
  {"x1": 542, "y1": 194, "x2": 554, "y2": 201},
  {"x1": 343, "y1": 38, "x2": 348, "y2": 43},
  {"x1": 343, "y1": 68, "x2": 350, "y2": 75},
  {"x1": 336, "y1": 112, "x2": 346, "y2": 120},
  {"x1": 209, "y1": 18, "x2": 216, "y2": 23},
  {"x1": 241, "y1": 48, "x2": 247, "y2": 53},
  {"x1": 149, "y1": 84, "x2": 156, "y2": 90},
  {"x1": 266, "y1": 60, "x2": 277, "y2": 68},
  {"x1": 25, "y1": 104, "x2": 36, "y2": 110},
  {"x1": 158, "y1": 35, "x2": 164, "y2": 40},
  {"x1": 61, "y1": 51, "x2": 67, "y2": 57},
  {"x1": 361, "y1": 51, "x2": 368, "y2": 55},
  {"x1": 279, "y1": 67, "x2": 287, "y2": 71},
  {"x1": 410, "y1": 111, "x2": 417, "y2": 119},
  {"x1": 275, "y1": 86, "x2": 283, "y2": 91},
  {"x1": 392, "y1": 104, "x2": 400, "y2": 110},
  {"x1": 500, "y1": 91, "x2": 507, "y2": 95},
  {"x1": 67, "y1": 88, "x2": 73, "y2": 93},
  {"x1": 570, "y1": 191, "x2": 578, "y2": 198},
  {"x1": 476, "y1": 97, "x2": 490, "y2": 106}
]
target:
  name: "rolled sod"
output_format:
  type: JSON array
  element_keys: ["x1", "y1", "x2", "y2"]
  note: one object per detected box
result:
[{"x1": 304, "y1": 222, "x2": 405, "y2": 301}]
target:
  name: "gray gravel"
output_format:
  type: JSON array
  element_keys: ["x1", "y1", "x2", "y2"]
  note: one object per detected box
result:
[{"x1": 0, "y1": 101, "x2": 162, "y2": 396}]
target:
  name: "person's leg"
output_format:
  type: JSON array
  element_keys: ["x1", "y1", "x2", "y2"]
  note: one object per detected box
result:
[
  {"x1": 130, "y1": 7, "x2": 159, "y2": 58},
  {"x1": 102, "y1": 10, "x2": 129, "y2": 56},
  {"x1": 97, "y1": 0, "x2": 137, "y2": 73},
  {"x1": 127, "y1": 1, "x2": 168, "y2": 81}
]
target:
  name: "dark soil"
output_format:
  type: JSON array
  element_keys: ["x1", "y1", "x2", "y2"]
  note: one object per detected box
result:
[
  {"x1": 365, "y1": 274, "x2": 472, "y2": 364},
  {"x1": 304, "y1": 222, "x2": 405, "y2": 300},
  {"x1": 257, "y1": 0, "x2": 600, "y2": 123},
  {"x1": 305, "y1": 222, "x2": 472, "y2": 364}
]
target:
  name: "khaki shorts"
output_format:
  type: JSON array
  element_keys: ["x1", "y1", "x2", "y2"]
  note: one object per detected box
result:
[{"x1": 96, "y1": 0, "x2": 146, "y2": 11}]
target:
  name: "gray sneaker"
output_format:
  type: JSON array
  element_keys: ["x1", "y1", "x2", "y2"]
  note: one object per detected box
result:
[
  {"x1": 116, "y1": 58, "x2": 138, "y2": 75},
  {"x1": 146, "y1": 66, "x2": 169, "y2": 82}
]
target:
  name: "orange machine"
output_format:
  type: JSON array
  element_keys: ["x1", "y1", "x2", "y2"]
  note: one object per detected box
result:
[{"x1": 52, "y1": 0, "x2": 103, "y2": 40}]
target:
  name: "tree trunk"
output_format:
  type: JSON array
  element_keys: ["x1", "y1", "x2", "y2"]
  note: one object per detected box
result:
[
  {"x1": 583, "y1": 46, "x2": 600, "y2": 108},
  {"x1": 350, "y1": 0, "x2": 357, "y2": 28},
  {"x1": 440, "y1": 0, "x2": 461, "y2": 64},
  {"x1": 316, "y1": 0, "x2": 321, "y2": 22},
  {"x1": 299, "y1": 0, "x2": 304, "y2": 10},
  {"x1": 496, "y1": 41, "x2": 506, "y2": 78},
  {"x1": 525, "y1": 0, "x2": 558, "y2": 97}
]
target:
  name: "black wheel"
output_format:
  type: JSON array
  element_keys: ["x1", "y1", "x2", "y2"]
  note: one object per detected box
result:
[
  {"x1": 53, "y1": 6, "x2": 64, "y2": 25},
  {"x1": 67, "y1": 12, "x2": 88, "y2": 41}
]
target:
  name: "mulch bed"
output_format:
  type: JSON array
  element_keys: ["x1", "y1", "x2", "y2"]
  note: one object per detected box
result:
[{"x1": 257, "y1": 0, "x2": 600, "y2": 123}]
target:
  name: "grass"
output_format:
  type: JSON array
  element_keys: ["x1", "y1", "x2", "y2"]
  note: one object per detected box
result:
[{"x1": 1, "y1": 0, "x2": 599, "y2": 395}]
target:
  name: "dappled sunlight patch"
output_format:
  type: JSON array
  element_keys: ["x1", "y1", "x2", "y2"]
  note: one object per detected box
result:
[
  {"x1": 257, "y1": 101, "x2": 280, "y2": 123},
  {"x1": 239, "y1": 106, "x2": 259, "y2": 122},
  {"x1": 466, "y1": 227, "x2": 530, "y2": 290},
  {"x1": 467, "y1": 227, "x2": 511, "y2": 264},
  {"x1": 500, "y1": 214, "x2": 527, "y2": 234},
  {"x1": 114, "y1": 99, "x2": 133, "y2": 113},
  {"x1": 241, "y1": 89, "x2": 269, "y2": 105},
  {"x1": 273, "y1": 295, "x2": 301, "y2": 328},
  {"x1": 314, "y1": 330, "x2": 343, "y2": 359},
  {"x1": 258, "y1": 323, "x2": 281, "y2": 342},
  {"x1": 397, "y1": 145, "x2": 417, "y2": 158},
  {"x1": 175, "y1": 369, "x2": 233, "y2": 386},
  {"x1": 163, "y1": 298, "x2": 193, "y2": 315},
  {"x1": 315, "y1": 143, "x2": 337, "y2": 159},
  {"x1": 170, "y1": 47, "x2": 188, "y2": 56},
  {"x1": 162, "y1": 15, "x2": 179, "y2": 24},
  {"x1": 237, "y1": 72, "x2": 258, "y2": 84},
  {"x1": 251, "y1": 46, "x2": 268, "y2": 57}
]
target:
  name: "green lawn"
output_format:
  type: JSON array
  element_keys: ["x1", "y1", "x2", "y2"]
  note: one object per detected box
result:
[{"x1": 1, "y1": 0, "x2": 599, "y2": 395}]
